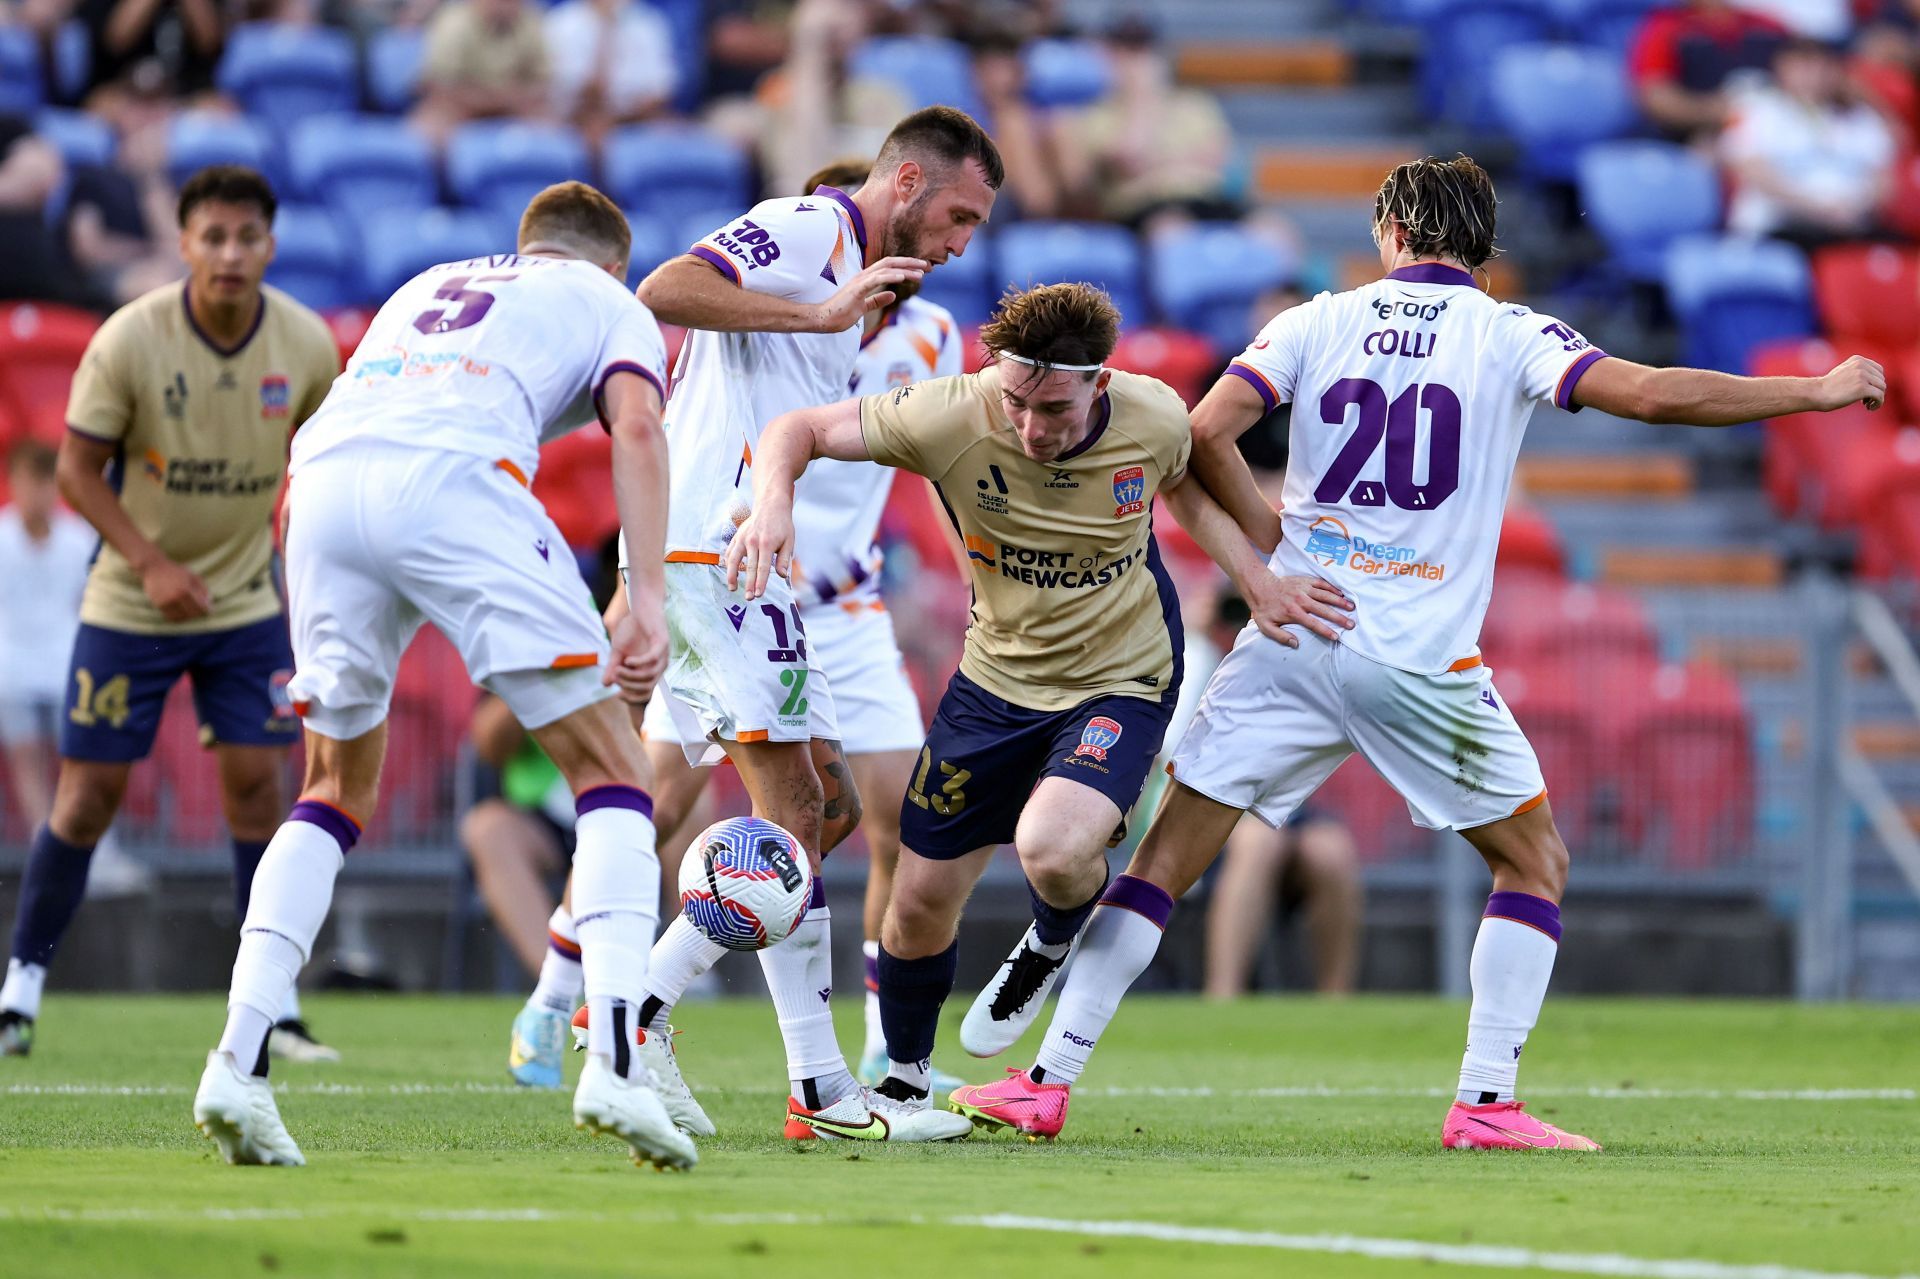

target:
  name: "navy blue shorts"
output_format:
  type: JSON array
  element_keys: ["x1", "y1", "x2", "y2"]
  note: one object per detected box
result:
[
  {"x1": 59, "y1": 616, "x2": 299, "y2": 762},
  {"x1": 899, "y1": 670, "x2": 1175, "y2": 860}
]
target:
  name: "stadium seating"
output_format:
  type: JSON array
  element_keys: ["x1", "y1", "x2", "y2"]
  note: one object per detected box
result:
[
  {"x1": 265, "y1": 205, "x2": 358, "y2": 312},
  {"x1": 1663, "y1": 235, "x2": 1814, "y2": 375},
  {"x1": 621, "y1": 211, "x2": 675, "y2": 288},
  {"x1": 166, "y1": 112, "x2": 278, "y2": 191},
  {"x1": 368, "y1": 27, "x2": 426, "y2": 114},
  {"x1": 1482, "y1": 578, "x2": 1660, "y2": 667},
  {"x1": 532, "y1": 429, "x2": 619, "y2": 551},
  {"x1": 1859, "y1": 490, "x2": 1920, "y2": 581},
  {"x1": 996, "y1": 222, "x2": 1148, "y2": 326},
  {"x1": 1490, "y1": 43, "x2": 1636, "y2": 182},
  {"x1": 1311, "y1": 756, "x2": 1422, "y2": 863},
  {"x1": 1810, "y1": 244, "x2": 1920, "y2": 415},
  {"x1": 1023, "y1": 38, "x2": 1111, "y2": 108},
  {"x1": 1577, "y1": 141, "x2": 1722, "y2": 282},
  {"x1": 34, "y1": 108, "x2": 116, "y2": 168},
  {"x1": 848, "y1": 36, "x2": 985, "y2": 119},
  {"x1": 1618, "y1": 660, "x2": 1754, "y2": 868},
  {"x1": 216, "y1": 23, "x2": 359, "y2": 139},
  {"x1": 1415, "y1": 0, "x2": 1554, "y2": 129},
  {"x1": 1496, "y1": 503, "x2": 1568, "y2": 577},
  {"x1": 0, "y1": 27, "x2": 41, "y2": 114},
  {"x1": 1491, "y1": 658, "x2": 1603, "y2": 847},
  {"x1": 601, "y1": 125, "x2": 753, "y2": 229},
  {"x1": 358, "y1": 207, "x2": 502, "y2": 301},
  {"x1": 1106, "y1": 329, "x2": 1221, "y2": 408},
  {"x1": 0, "y1": 303, "x2": 101, "y2": 444},
  {"x1": 1147, "y1": 222, "x2": 1295, "y2": 353},
  {"x1": 289, "y1": 115, "x2": 439, "y2": 235},
  {"x1": 447, "y1": 122, "x2": 593, "y2": 222},
  {"x1": 916, "y1": 231, "x2": 996, "y2": 328}
]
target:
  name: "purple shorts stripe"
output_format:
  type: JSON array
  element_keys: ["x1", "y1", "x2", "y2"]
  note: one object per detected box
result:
[
  {"x1": 1225, "y1": 362, "x2": 1279, "y2": 411},
  {"x1": 289, "y1": 800, "x2": 361, "y2": 855},
  {"x1": 1554, "y1": 349, "x2": 1608, "y2": 411},
  {"x1": 1485, "y1": 890, "x2": 1561, "y2": 942},
  {"x1": 575, "y1": 784, "x2": 655, "y2": 822},
  {"x1": 689, "y1": 244, "x2": 741, "y2": 283},
  {"x1": 1099, "y1": 873, "x2": 1174, "y2": 930},
  {"x1": 808, "y1": 875, "x2": 826, "y2": 910}
]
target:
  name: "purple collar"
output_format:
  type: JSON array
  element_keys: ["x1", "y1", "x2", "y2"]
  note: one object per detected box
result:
[
  {"x1": 1386, "y1": 262, "x2": 1478, "y2": 288},
  {"x1": 814, "y1": 186, "x2": 869, "y2": 263},
  {"x1": 182, "y1": 282, "x2": 266, "y2": 358},
  {"x1": 1058, "y1": 392, "x2": 1113, "y2": 462}
]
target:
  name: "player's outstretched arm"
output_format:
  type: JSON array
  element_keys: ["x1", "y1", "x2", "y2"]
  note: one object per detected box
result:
[
  {"x1": 603, "y1": 372, "x2": 671, "y2": 702},
  {"x1": 1571, "y1": 353, "x2": 1885, "y2": 426},
  {"x1": 635, "y1": 255, "x2": 927, "y2": 335},
  {"x1": 1162, "y1": 471, "x2": 1354, "y2": 649},
  {"x1": 724, "y1": 397, "x2": 872, "y2": 599},
  {"x1": 58, "y1": 429, "x2": 211, "y2": 621},
  {"x1": 1190, "y1": 373, "x2": 1284, "y2": 553}
]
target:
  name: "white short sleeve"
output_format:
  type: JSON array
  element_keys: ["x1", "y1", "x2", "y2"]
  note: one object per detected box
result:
[
  {"x1": 689, "y1": 199, "x2": 844, "y2": 300},
  {"x1": 1494, "y1": 305, "x2": 1608, "y2": 411},
  {"x1": 591, "y1": 296, "x2": 669, "y2": 427},
  {"x1": 1226, "y1": 297, "x2": 1322, "y2": 410}
]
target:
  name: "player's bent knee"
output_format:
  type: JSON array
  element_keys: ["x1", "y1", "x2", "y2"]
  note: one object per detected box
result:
[{"x1": 50, "y1": 764, "x2": 130, "y2": 845}]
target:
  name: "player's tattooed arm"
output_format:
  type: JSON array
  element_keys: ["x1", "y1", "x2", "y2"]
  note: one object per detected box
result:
[
  {"x1": 1572, "y1": 353, "x2": 1886, "y2": 424},
  {"x1": 724, "y1": 396, "x2": 871, "y2": 599},
  {"x1": 812, "y1": 737, "x2": 864, "y2": 852},
  {"x1": 1189, "y1": 373, "x2": 1284, "y2": 553}
]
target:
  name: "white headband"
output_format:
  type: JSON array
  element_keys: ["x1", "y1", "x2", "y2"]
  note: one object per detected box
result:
[{"x1": 997, "y1": 351, "x2": 1105, "y2": 373}]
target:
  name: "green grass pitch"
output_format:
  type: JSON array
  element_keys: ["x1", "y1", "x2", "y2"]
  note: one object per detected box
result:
[{"x1": 1, "y1": 994, "x2": 1916, "y2": 1278}]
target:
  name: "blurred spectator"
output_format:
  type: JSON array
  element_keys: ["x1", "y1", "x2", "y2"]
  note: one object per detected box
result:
[
  {"x1": 741, "y1": 0, "x2": 906, "y2": 197},
  {"x1": 61, "y1": 152, "x2": 181, "y2": 307},
  {"x1": 1628, "y1": 1, "x2": 1790, "y2": 139},
  {"x1": 1741, "y1": 0, "x2": 1851, "y2": 39},
  {"x1": 413, "y1": 0, "x2": 553, "y2": 145},
  {"x1": 74, "y1": 0, "x2": 227, "y2": 104},
  {"x1": 705, "y1": 0, "x2": 798, "y2": 101},
  {"x1": 1722, "y1": 37, "x2": 1897, "y2": 245},
  {"x1": 545, "y1": 0, "x2": 677, "y2": 146},
  {"x1": 966, "y1": 23, "x2": 1063, "y2": 217},
  {"x1": 0, "y1": 443, "x2": 94, "y2": 835},
  {"x1": 1052, "y1": 15, "x2": 1237, "y2": 231},
  {"x1": 0, "y1": 115, "x2": 85, "y2": 305}
]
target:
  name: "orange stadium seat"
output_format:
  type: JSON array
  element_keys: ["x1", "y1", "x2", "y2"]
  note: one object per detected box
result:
[{"x1": 0, "y1": 303, "x2": 102, "y2": 444}]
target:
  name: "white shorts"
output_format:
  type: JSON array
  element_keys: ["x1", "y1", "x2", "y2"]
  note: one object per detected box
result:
[
  {"x1": 285, "y1": 441, "x2": 614, "y2": 740},
  {"x1": 1169, "y1": 627, "x2": 1546, "y2": 832},
  {"x1": 658, "y1": 561, "x2": 839, "y2": 764}
]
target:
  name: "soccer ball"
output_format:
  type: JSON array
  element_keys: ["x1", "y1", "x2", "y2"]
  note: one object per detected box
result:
[{"x1": 677, "y1": 816, "x2": 812, "y2": 951}]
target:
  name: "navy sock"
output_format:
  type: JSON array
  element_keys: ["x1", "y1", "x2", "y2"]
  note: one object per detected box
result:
[
  {"x1": 231, "y1": 838, "x2": 270, "y2": 920},
  {"x1": 10, "y1": 827, "x2": 98, "y2": 968},
  {"x1": 876, "y1": 941, "x2": 958, "y2": 1065},
  {"x1": 1028, "y1": 870, "x2": 1110, "y2": 948}
]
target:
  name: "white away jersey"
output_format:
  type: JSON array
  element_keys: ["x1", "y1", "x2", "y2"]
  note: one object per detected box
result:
[
  {"x1": 1231, "y1": 263, "x2": 1606, "y2": 674},
  {"x1": 292, "y1": 254, "x2": 666, "y2": 481},
  {"x1": 792, "y1": 295, "x2": 962, "y2": 605},
  {"x1": 665, "y1": 188, "x2": 868, "y2": 559}
]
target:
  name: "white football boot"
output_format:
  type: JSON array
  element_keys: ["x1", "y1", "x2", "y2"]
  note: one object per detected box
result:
[
  {"x1": 634, "y1": 1027, "x2": 716, "y2": 1137},
  {"x1": 961, "y1": 924, "x2": 1075, "y2": 1058},
  {"x1": 785, "y1": 1085, "x2": 973, "y2": 1142},
  {"x1": 193, "y1": 1050, "x2": 306, "y2": 1166},
  {"x1": 573, "y1": 1053, "x2": 698, "y2": 1171}
]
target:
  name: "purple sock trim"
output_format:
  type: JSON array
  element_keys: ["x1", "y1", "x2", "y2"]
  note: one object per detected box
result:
[
  {"x1": 575, "y1": 784, "x2": 655, "y2": 821},
  {"x1": 1099, "y1": 874, "x2": 1174, "y2": 930},
  {"x1": 1485, "y1": 891, "x2": 1561, "y2": 942},
  {"x1": 289, "y1": 801, "x2": 361, "y2": 855},
  {"x1": 863, "y1": 948, "x2": 879, "y2": 988},
  {"x1": 808, "y1": 875, "x2": 826, "y2": 910}
]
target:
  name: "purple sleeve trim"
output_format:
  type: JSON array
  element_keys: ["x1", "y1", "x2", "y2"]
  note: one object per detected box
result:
[
  {"x1": 594, "y1": 359, "x2": 667, "y2": 431},
  {"x1": 808, "y1": 876, "x2": 826, "y2": 909},
  {"x1": 289, "y1": 800, "x2": 362, "y2": 855},
  {"x1": 1554, "y1": 349, "x2": 1608, "y2": 412},
  {"x1": 1099, "y1": 873, "x2": 1175, "y2": 930},
  {"x1": 576, "y1": 783, "x2": 656, "y2": 821},
  {"x1": 1484, "y1": 890, "x2": 1562, "y2": 942},
  {"x1": 689, "y1": 244, "x2": 742, "y2": 284},
  {"x1": 66, "y1": 423, "x2": 118, "y2": 443},
  {"x1": 1225, "y1": 362, "x2": 1279, "y2": 411}
]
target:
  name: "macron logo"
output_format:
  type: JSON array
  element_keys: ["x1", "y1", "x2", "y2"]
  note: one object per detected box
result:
[
  {"x1": 817, "y1": 986, "x2": 832, "y2": 1004},
  {"x1": 1059, "y1": 1030, "x2": 1096, "y2": 1048},
  {"x1": 726, "y1": 605, "x2": 747, "y2": 631},
  {"x1": 534, "y1": 538, "x2": 549, "y2": 562}
]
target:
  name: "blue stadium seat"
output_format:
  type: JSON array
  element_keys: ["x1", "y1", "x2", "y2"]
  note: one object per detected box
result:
[
  {"x1": 166, "y1": 112, "x2": 277, "y2": 189},
  {"x1": 1023, "y1": 39, "x2": 1111, "y2": 109},
  {"x1": 1664, "y1": 235, "x2": 1814, "y2": 373},
  {"x1": 50, "y1": 19, "x2": 89, "y2": 102},
  {"x1": 359, "y1": 206, "x2": 503, "y2": 300},
  {"x1": 0, "y1": 28, "x2": 43, "y2": 114},
  {"x1": 368, "y1": 27, "x2": 425, "y2": 114},
  {"x1": 996, "y1": 222, "x2": 1147, "y2": 325},
  {"x1": 1417, "y1": 0, "x2": 1554, "y2": 129},
  {"x1": 34, "y1": 109, "x2": 115, "y2": 168},
  {"x1": 1148, "y1": 222, "x2": 1296, "y2": 353},
  {"x1": 649, "y1": 0, "x2": 707, "y2": 114},
  {"x1": 446, "y1": 121, "x2": 592, "y2": 221},
  {"x1": 289, "y1": 115, "x2": 438, "y2": 234},
  {"x1": 672, "y1": 207, "x2": 746, "y2": 256},
  {"x1": 917, "y1": 232, "x2": 997, "y2": 329},
  {"x1": 1577, "y1": 141, "x2": 1722, "y2": 283},
  {"x1": 266, "y1": 204, "x2": 359, "y2": 311},
  {"x1": 601, "y1": 125, "x2": 752, "y2": 228},
  {"x1": 1492, "y1": 44, "x2": 1636, "y2": 182},
  {"x1": 622, "y1": 211, "x2": 675, "y2": 288},
  {"x1": 848, "y1": 37, "x2": 985, "y2": 119},
  {"x1": 1550, "y1": 0, "x2": 1661, "y2": 58},
  {"x1": 217, "y1": 23, "x2": 358, "y2": 139}
]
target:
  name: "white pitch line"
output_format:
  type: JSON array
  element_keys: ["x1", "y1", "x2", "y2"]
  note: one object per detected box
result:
[{"x1": 0, "y1": 1207, "x2": 1911, "y2": 1279}]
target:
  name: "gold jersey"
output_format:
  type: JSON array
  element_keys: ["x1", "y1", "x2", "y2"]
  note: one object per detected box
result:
[
  {"x1": 859, "y1": 366, "x2": 1191, "y2": 711},
  {"x1": 66, "y1": 281, "x2": 339, "y2": 634}
]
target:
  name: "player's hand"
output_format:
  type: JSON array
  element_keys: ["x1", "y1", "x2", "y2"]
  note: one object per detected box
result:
[
  {"x1": 141, "y1": 557, "x2": 212, "y2": 621},
  {"x1": 1821, "y1": 355, "x2": 1887, "y2": 411},
  {"x1": 606, "y1": 591, "x2": 669, "y2": 703},
  {"x1": 1245, "y1": 573, "x2": 1355, "y2": 648},
  {"x1": 814, "y1": 256, "x2": 927, "y2": 333},
  {"x1": 723, "y1": 504, "x2": 796, "y2": 600}
]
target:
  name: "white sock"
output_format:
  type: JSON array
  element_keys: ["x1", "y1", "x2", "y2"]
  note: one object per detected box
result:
[
  {"x1": 641, "y1": 915, "x2": 726, "y2": 1034},
  {"x1": 759, "y1": 898, "x2": 855, "y2": 1105},
  {"x1": 1457, "y1": 915, "x2": 1559, "y2": 1103},
  {"x1": 2, "y1": 959, "x2": 47, "y2": 1019},
  {"x1": 1032, "y1": 875, "x2": 1174, "y2": 1086},
  {"x1": 279, "y1": 983, "x2": 301, "y2": 1024},
  {"x1": 860, "y1": 939, "x2": 883, "y2": 1062},
  {"x1": 529, "y1": 905, "x2": 583, "y2": 1015},
  {"x1": 218, "y1": 812, "x2": 349, "y2": 1074},
  {"x1": 570, "y1": 797, "x2": 661, "y2": 1078}
]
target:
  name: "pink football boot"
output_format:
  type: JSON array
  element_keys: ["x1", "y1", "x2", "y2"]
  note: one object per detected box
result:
[
  {"x1": 948, "y1": 1067, "x2": 1072, "y2": 1141},
  {"x1": 1443, "y1": 1100, "x2": 1601, "y2": 1151}
]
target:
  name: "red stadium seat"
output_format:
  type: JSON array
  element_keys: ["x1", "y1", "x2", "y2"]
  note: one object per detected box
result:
[
  {"x1": 1107, "y1": 328, "x2": 1221, "y2": 408},
  {"x1": 1812, "y1": 244, "x2": 1920, "y2": 347},
  {"x1": 1860, "y1": 488, "x2": 1920, "y2": 581},
  {"x1": 1617, "y1": 660, "x2": 1754, "y2": 869},
  {"x1": 1496, "y1": 501, "x2": 1566, "y2": 577},
  {"x1": 0, "y1": 303, "x2": 101, "y2": 443},
  {"x1": 323, "y1": 307, "x2": 374, "y2": 367},
  {"x1": 1481, "y1": 578, "x2": 1658, "y2": 668},
  {"x1": 533, "y1": 428, "x2": 618, "y2": 551},
  {"x1": 1308, "y1": 754, "x2": 1419, "y2": 863},
  {"x1": 1489, "y1": 659, "x2": 1606, "y2": 848},
  {"x1": 878, "y1": 469, "x2": 959, "y2": 577}
]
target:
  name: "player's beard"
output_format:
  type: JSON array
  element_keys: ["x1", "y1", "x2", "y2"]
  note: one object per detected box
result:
[{"x1": 882, "y1": 188, "x2": 941, "y2": 281}]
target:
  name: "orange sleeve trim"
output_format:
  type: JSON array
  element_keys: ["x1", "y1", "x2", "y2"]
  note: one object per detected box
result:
[
  {"x1": 550, "y1": 653, "x2": 599, "y2": 670},
  {"x1": 295, "y1": 796, "x2": 366, "y2": 832},
  {"x1": 734, "y1": 729, "x2": 771, "y2": 743},
  {"x1": 1447, "y1": 655, "x2": 1484, "y2": 673},
  {"x1": 665, "y1": 550, "x2": 721, "y2": 565},
  {"x1": 1509, "y1": 790, "x2": 1548, "y2": 819},
  {"x1": 908, "y1": 331, "x2": 939, "y2": 370},
  {"x1": 495, "y1": 458, "x2": 530, "y2": 487}
]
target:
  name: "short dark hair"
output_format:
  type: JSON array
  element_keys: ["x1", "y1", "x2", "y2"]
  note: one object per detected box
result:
[
  {"x1": 804, "y1": 158, "x2": 872, "y2": 195},
  {"x1": 519, "y1": 181, "x2": 631, "y2": 266},
  {"x1": 7, "y1": 439, "x2": 57, "y2": 480},
  {"x1": 177, "y1": 165, "x2": 277, "y2": 229},
  {"x1": 1373, "y1": 154, "x2": 1498, "y2": 270},
  {"x1": 873, "y1": 106, "x2": 1004, "y2": 192},
  {"x1": 979, "y1": 282, "x2": 1119, "y2": 373}
]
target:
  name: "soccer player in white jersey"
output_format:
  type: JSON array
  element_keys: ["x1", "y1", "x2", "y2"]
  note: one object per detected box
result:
[
  {"x1": 957, "y1": 155, "x2": 1885, "y2": 1146},
  {"x1": 190, "y1": 182, "x2": 699, "y2": 1172},
  {"x1": 625, "y1": 109, "x2": 1000, "y2": 1142}
]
